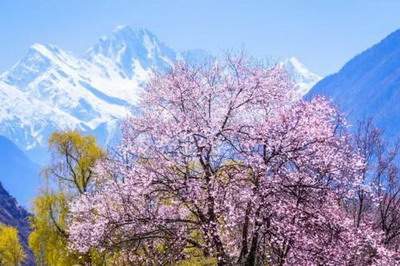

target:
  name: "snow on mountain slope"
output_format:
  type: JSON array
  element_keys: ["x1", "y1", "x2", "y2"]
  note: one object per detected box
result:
[
  {"x1": 0, "y1": 27, "x2": 179, "y2": 162},
  {"x1": 0, "y1": 80, "x2": 82, "y2": 150},
  {"x1": 0, "y1": 26, "x2": 319, "y2": 164},
  {"x1": 279, "y1": 57, "x2": 321, "y2": 96},
  {"x1": 86, "y1": 26, "x2": 176, "y2": 78}
]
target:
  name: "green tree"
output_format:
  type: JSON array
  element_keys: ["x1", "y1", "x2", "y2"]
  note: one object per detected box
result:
[
  {"x1": 29, "y1": 131, "x2": 105, "y2": 265},
  {"x1": 28, "y1": 193, "x2": 77, "y2": 266},
  {"x1": 0, "y1": 224, "x2": 25, "y2": 266},
  {"x1": 47, "y1": 131, "x2": 105, "y2": 194}
]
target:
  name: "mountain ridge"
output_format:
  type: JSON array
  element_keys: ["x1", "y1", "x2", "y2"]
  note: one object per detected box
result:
[
  {"x1": 307, "y1": 28, "x2": 400, "y2": 137},
  {"x1": 0, "y1": 26, "x2": 320, "y2": 165}
]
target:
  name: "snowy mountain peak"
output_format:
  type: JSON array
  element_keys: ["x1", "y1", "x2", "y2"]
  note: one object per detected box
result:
[
  {"x1": 87, "y1": 26, "x2": 176, "y2": 78},
  {"x1": 30, "y1": 43, "x2": 62, "y2": 57},
  {"x1": 105, "y1": 25, "x2": 158, "y2": 51},
  {"x1": 0, "y1": 26, "x2": 321, "y2": 164},
  {"x1": 0, "y1": 26, "x2": 180, "y2": 159},
  {"x1": 2, "y1": 43, "x2": 62, "y2": 88},
  {"x1": 279, "y1": 57, "x2": 321, "y2": 96},
  {"x1": 112, "y1": 25, "x2": 155, "y2": 39},
  {"x1": 89, "y1": 25, "x2": 160, "y2": 57},
  {"x1": 284, "y1": 57, "x2": 308, "y2": 73}
]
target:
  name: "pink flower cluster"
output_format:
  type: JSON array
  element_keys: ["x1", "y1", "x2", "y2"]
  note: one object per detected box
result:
[{"x1": 68, "y1": 57, "x2": 398, "y2": 265}]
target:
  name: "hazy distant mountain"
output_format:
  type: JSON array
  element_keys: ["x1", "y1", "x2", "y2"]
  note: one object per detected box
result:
[
  {"x1": 0, "y1": 26, "x2": 319, "y2": 165},
  {"x1": 181, "y1": 49, "x2": 215, "y2": 66},
  {"x1": 308, "y1": 29, "x2": 400, "y2": 137},
  {"x1": 0, "y1": 136, "x2": 40, "y2": 206}
]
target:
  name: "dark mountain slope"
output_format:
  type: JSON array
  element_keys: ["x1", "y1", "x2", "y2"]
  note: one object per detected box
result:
[{"x1": 0, "y1": 182, "x2": 33, "y2": 265}]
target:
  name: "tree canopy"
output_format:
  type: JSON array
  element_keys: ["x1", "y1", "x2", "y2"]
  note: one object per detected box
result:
[
  {"x1": 67, "y1": 57, "x2": 399, "y2": 265},
  {"x1": 29, "y1": 131, "x2": 105, "y2": 265},
  {"x1": 0, "y1": 224, "x2": 25, "y2": 266}
]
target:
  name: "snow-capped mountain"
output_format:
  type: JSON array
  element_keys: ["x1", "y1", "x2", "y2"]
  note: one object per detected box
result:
[
  {"x1": 307, "y1": 28, "x2": 400, "y2": 138},
  {"x1": 279, "y1": 57, "x2": 321, "y2": 96},
  {"x1": 0, "y1": 26, "x2": 179, "y2": 163},
  {"x1": 87, "y1": 26, "x2": 177, "y2": 78},
  {"x1": 0, "y1": 26, "x2": 319, "y2": 164}
]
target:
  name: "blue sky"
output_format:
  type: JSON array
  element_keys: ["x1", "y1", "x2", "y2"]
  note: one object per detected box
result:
[{"x1": 1, "y1": 0, "x2": 400, "y2": 75}]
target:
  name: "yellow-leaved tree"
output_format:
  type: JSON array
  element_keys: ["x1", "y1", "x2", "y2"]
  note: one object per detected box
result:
[
  {"x1": 28, "y1": 193, "x2": 76, "y2": 266},
  {"x1": 29, "y1": 131, "x2": 106, "y2": 265},
  {"x1": 0, "y1": 224, "x2": 25, "y2": 266}
]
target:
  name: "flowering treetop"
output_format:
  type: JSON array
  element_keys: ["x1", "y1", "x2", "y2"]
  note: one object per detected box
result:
[{"x1": 68, "y1": 56, "x2": 397, "y2": 265}]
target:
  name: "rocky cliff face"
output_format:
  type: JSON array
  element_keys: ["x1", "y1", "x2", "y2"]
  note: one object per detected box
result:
[{"x1": 0, "y1": 182, "x2": 33, "y2": 265}]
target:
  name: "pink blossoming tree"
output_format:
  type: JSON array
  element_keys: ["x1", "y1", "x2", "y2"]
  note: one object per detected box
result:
[{"x1": 68, "y1": 56, "x2": 397, "y2": 265}]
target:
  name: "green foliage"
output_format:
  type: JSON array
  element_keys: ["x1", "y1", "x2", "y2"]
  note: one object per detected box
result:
[
  {"x1": 29, "y1": 131, "x2": 106, "y2": 265},
  {"x1": 176, "y1": 257, "x2": 217, "y2": 266},
  {"x1": 28, "y1": 192, "x2": 79, "y2": 266},
  {"x1": 0, "y1": 224, "x2": 25, "y2": 266},
  {"x1": 47, "y1": 130, "x2": 105, "y2": 194},
  {"x1": 176, "y1": 229, "x2": 217, "y2": 266}
]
